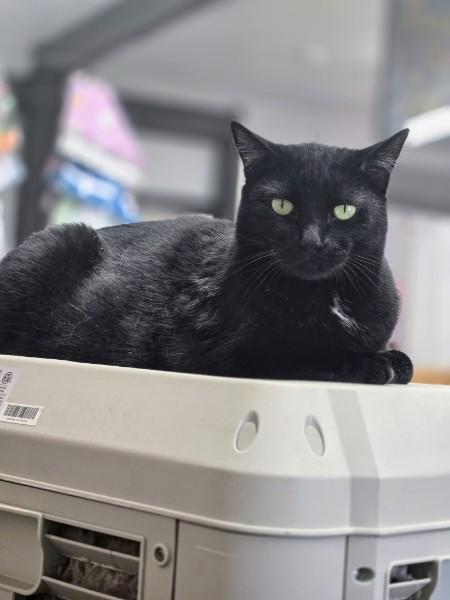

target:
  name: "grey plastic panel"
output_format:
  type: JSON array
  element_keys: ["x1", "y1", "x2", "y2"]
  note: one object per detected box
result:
[
  {"x1": 0, "y1": 505, "x2": 42, "y2": 594},
  {"x1": 174, "y1": 523, "x2": 346, "y2": 600},
  {"x1": 2, "y1": 355, "x2": 450, "y2": 537}
]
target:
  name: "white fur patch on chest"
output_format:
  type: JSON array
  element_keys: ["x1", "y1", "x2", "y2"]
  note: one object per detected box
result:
[{"x1": 330, "y1": 295, "x2": 359, "y2": 332}]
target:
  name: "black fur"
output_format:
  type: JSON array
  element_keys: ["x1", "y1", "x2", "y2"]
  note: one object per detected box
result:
[{"x1": 0, "y1": 123, "x2": 413, "y2": 384}]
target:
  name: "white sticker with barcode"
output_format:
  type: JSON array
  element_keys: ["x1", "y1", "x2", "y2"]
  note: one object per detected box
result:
[
  {"x1": 0, "y1": 365, "x2": 21, "y2": 411},
  {"x1": 0, "y1": 402, "x2": 43, "y2": 426}
]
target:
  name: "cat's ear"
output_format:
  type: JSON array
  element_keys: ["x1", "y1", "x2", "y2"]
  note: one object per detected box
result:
[
  {"x1": 231, "y1": 121, "x2": 275, "y2": 176},
  {"x1": 357, "y1": 129, "x2": 409, "y2": 194}
]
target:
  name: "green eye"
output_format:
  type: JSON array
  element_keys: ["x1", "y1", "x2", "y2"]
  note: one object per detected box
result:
[
  {"x1": 272, "y1": 198, "x2": 294, "y2": 216},
  {"x1": 333, "y1": 204, "x2": 356, "y2": 220}
]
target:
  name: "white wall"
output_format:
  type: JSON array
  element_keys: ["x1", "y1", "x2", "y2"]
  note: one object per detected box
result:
[{"x1": 387, "y1": 206, "x2": 450, "y2": 369}]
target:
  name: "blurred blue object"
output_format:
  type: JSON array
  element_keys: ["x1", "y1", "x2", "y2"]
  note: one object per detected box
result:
[
  {"x1": 48, "y1": 159, "x2": 139, "y2": 223},
  {"x1": 0, "y1": 153, "x2": 25, "y2": 194}
]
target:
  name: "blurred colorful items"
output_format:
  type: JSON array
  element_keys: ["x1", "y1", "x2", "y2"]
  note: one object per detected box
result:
[
  {"x1": 0, "y1": 78, "x2": 25, "y2": 193},
  {"x1": 0, "y1": 77, "x2": 25, "y2": 258},
  {"x1": 47, "y1": 159, "x2": 138, "y2": 222},
  {"x1": 48, "y1": 71, "x2": 144, "y2": 225}
]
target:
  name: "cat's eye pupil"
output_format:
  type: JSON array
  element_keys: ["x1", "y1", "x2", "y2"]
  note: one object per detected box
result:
[
  {"x1": 334, "y1": 204, "x2": 356, "y2": 221},
  {"x1": 272, "y1": 198, "x2": 294, "y2": 216}
]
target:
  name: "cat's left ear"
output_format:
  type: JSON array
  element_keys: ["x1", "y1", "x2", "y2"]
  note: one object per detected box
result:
[
  {"x1": 357, "y1": 129, "x2": 409, "y2": 194},
  {"x1": 231, "y1": 121, "x2": 276, "y2": 177}
]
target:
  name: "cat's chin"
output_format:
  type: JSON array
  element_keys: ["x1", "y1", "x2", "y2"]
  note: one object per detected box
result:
[{"x1": 286, "y1": 261, "x2": 346, "y2": 282}]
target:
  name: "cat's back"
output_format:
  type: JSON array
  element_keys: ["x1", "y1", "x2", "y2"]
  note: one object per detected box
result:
[
  {"x1": 98, "y1": 214, "x2": 233, "y2": 259},
  {"x1": 0, "y1": 215, "x2": 234, "y2": 359},
  {"x1": 0, "y1": 214, "x2": 233, "y2": 280},
  {"x1": 0, "y1": 216, "x2": 234, "y2": 309}
]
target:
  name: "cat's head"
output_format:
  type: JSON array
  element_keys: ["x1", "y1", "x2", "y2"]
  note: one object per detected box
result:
[{"x1": 232, "y1": 122, "x2": 408, "y2": 281}]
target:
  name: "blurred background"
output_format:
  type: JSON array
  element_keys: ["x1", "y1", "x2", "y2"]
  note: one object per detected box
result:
[{"x1": 0, "y1": 0, "x2": 448, "y2": 382}]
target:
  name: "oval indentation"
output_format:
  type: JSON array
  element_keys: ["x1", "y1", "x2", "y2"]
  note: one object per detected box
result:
[
  {"x1": 235, "y1": 411, "x2": 259, "y2": 452},
  {"x1": 305, "y1": 415, "x2": 325, "y2": 457},
  {"x1": 353, "y1": 567, "x2": 375, "y2": 583}
]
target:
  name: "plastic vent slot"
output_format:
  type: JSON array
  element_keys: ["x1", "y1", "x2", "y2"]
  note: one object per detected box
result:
[
  {"x1": 32, "y1": 521, "x2": 141, "y2": 600},
  {"x1": 388, "y1": 561, "x2": 437, "y2": 600}
]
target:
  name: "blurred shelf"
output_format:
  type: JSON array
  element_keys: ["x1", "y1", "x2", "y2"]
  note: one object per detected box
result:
[{"x1": 137, "y1": 190, "x2": 216, "y2": 214}]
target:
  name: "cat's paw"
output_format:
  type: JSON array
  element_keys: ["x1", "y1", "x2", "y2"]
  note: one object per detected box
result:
[
  {"x1": 384, "y1": 350, "x2": 414, "y2": 384},
  {"x1": 343, "y1": 350, "x2": 413, "y2": 385}
]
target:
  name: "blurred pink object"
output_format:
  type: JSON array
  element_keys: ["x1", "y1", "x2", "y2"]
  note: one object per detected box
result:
[{"x1": 57, "y1": 71, "x2": 144, "y2": 187}]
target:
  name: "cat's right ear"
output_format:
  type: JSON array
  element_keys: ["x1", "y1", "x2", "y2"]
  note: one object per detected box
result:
[{"x1": 231, "y1": 121, "x2": 275, "y2": 177}]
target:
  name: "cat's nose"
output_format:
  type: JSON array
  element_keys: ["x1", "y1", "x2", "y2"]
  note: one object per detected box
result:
[{"x1": 300, "y1": 226, "x2": 325, "y2": 251}]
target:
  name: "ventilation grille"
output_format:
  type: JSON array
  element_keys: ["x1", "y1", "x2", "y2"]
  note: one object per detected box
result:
[
  {"x1": 32, "y1": 521, "x2": 142, "y2": 600},
  {"x1": 388, "y1": 561, "x2": 437, "y2": 600}
]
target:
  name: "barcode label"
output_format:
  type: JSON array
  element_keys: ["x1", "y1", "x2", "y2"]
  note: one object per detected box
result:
[
  {"x1": 0, "y1": 402, "x2": 42, "y2": 426},
  {"x1": 4, "y1": 404, "x2": 39, "y2": 419}
]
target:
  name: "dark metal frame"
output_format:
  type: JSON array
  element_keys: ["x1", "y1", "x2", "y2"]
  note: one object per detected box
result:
[
  {"x1": 12, "y1": 68, "x2": 67, "y2": 241},
  {"x1": 11, "y1": 0, "x2": 238, "y2": 243},
  {"x1": 124, "y1": 96, "x2": 238, "y2": 219},
  {"x1": 35, "y1": 0, "x2": 224, "y2": 70}
]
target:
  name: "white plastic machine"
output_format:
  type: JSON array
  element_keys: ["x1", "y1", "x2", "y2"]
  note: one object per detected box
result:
[{"x1": 1, "y1": 355, "x2": 450, "y2": 600}]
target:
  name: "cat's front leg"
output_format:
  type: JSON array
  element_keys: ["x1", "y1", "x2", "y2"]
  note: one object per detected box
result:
[
  {"x1": 337, "y1": 350, "x2": 413, "y2": 385},
  {"x1": 234, "y1": 349, "x2": 413, "y2": 384}
]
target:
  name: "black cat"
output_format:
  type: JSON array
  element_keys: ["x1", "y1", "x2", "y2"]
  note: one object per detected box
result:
[{"x1": 0, "y1": 122, "x2": 413, "y2": 384}]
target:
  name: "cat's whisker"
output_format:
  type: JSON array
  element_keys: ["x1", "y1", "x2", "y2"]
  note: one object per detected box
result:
[
  {"x1": 334, "y1": 264, "x2": 346, "y2": 299},
  {"x1": 343, "y1": 258, "x2": 381, "y2": 304},
  {"x1": 226, "y1": 250, "x2": 277, "y2": 279},
  {"x1": 341, "y1": 263, "x2": 364, "y2": 299},
  {"x1": 352, "y1": 251, "x2": 379, "y2": 261},
  {"x1": 253, "y1": 260, "x2": 283, "y2": 296},
  {"x1": 350, "y1": 256, "x2": 378, "y2": 272},
  {"x1": 244, "y1": 259, "x2": 278, "y2": 295},
  {"x1": 351, "y1": 263, "x2": 377, "y2": 281},
  {"x1": 347, "y1": 263, "x2": 367, "y2": 294},
  {"x1": 348, "y1": 259, "x2": 378, "y2": 288},
  {"x1": 233, "y1": 255, "x2": 278, "y2": 283},
  {"x1": 231, "y1": 249, "x2": 275, "y2": 267},
  {"x1": 351, "y1": 253, "x2": 381, "y2": 267},
  {"x1": 231, "y1": 256, "x2": 278, "y2": 301},
  {"x1": 267, "y1": 259, "x2": 286, "y2": 287},
  {"x1": 349, "y1": 258, "x2": 377, "y2": 275},
  {"x1": 349, "y1": 262, "x2": 377, "y2": 282},
  {"x1": 238, "y1": 254, "x2": 284, "y2": 304}
]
